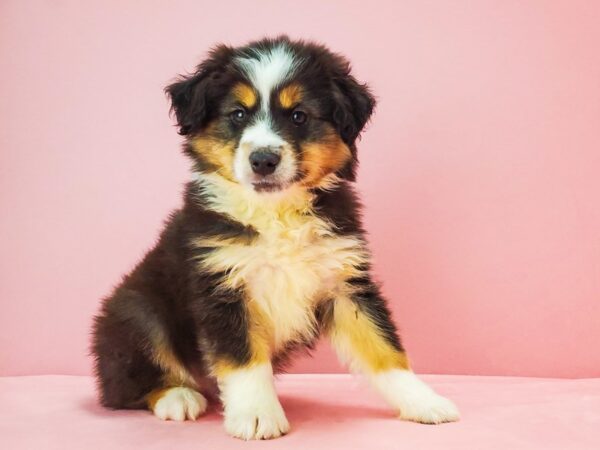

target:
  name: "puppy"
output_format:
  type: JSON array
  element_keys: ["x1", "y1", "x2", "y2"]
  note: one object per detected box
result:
[{"x1": 92, "y1": 36, "x2": 459, "y2": 440}]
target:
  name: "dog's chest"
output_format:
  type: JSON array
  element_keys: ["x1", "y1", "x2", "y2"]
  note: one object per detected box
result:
[{"x1": 202, "y1": 216, "x2": 365, "y2": 349}]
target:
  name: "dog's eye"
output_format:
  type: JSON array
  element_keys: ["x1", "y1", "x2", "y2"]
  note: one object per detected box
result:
[
  {"x1": 291, "y1": 110, "x2": 308, "y2": 126},
  {"x1": 230, "y1": 109, "x2": 246, "y2": 124}
]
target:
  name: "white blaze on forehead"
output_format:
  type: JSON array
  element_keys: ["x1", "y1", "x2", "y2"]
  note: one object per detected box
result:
[
  {"x1": 240, "y1": 117, "x2": 285, "y2": 150},
  {"x1": 233, "y1": 44, "x2": 301, "y2": 188},
  {"x1": 236, "y1": 44, "x2": 301, "y2": 110}
]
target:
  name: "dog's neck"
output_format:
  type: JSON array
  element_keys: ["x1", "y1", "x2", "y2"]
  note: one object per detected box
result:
[{"x1": 193, "y1": 172, "x2": 324, "y2": 229}]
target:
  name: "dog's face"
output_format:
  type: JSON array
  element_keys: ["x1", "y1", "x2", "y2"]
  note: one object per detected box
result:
[{"x1": 166, "y1": 37, "x2": 375, "y2": 192}]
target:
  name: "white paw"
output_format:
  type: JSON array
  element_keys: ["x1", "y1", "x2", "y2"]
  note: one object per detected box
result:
[
  {"x1": 224, "y1": 400, "x2": 290, "y2": 440},
  {"x1": 371, "y1": 369, "x2": 460, "y2": 424},
  {"x1": 219, "y1": 363, "x2": 290, "y2": 440},
  {"x1": 398, "y1": 391, "x2": 460, "y2": 424},
  {"x1": 152, "y1": 387, "x2": 208, "y2": 421}
]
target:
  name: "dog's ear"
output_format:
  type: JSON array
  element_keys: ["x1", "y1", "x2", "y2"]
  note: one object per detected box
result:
[
  {"x1": 328, "y1": 60, "x2": 376, "y2": 181},
  {"x1": 165, "y1": 45, "x2": 233, "y2": 136},
  {"x1": 331, "y1": 71, "x2": 376, "y2": 146}
]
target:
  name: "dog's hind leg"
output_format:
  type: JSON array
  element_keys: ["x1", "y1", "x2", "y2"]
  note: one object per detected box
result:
[{"x1": 92, "y1": 289, "x2": 207, "y2": 420}]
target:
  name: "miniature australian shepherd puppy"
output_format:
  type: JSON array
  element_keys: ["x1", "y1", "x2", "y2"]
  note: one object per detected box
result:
[{"x1": 92, "y1": 36, "x2": 459, "y2": 440}]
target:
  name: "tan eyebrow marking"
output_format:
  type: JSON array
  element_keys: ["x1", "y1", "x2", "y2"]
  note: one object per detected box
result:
[
  {"x1": 278, "y1": 83, "x2": 303, "y2": 109},
  {"x1": 232, "y1": 83, "x2": 257, "y2": 108}
]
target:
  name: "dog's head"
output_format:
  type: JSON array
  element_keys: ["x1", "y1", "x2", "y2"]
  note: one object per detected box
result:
[{"x1": 166, "y1": 36, "x2": 375, "y2": 192}]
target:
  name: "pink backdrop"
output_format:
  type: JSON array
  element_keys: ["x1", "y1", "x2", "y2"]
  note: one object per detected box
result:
[{"x1": 1, "y1": 1, "x2": 599, "y2": 378}]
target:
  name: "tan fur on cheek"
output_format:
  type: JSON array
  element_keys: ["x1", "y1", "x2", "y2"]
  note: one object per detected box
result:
[
  {"x1": 191, "y1": 133, "x2": 236, "y2": 181},
  {"x1": 300, "y1": 132, "x2": 352, "y2": 187}
]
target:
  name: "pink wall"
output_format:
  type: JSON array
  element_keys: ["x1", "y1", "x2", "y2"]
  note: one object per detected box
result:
[{"x1": 1, "y1": 1, "x2": 599, "y2": 378}]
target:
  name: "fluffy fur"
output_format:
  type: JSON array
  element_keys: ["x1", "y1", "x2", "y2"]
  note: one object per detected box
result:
[{"x1": 91, "y1": 36, "x2": 459, "y2": 440}]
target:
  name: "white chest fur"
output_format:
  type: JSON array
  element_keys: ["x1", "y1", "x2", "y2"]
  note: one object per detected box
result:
[{"x1": 194, "y1": 175, "x2": 367, "y2": 351}]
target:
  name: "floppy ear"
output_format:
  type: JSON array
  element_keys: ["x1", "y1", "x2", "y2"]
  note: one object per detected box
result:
[
  {"x1": 331, "y1": 73, "x2": 376, "y2": 146},
  {"x1": 165, "y1": 45, "x2": 233, "y2": 136},
  {"x1": 329, "y1": 69, "x2": 376, "y2": 181}
]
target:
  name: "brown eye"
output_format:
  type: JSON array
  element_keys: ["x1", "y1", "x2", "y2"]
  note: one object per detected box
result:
[
  {"x1": 230, "y1": 108, "x2": 246, "y2": 124},
  {"x1": 291, "y1": 110, "x2": 307, "y2": 126}
]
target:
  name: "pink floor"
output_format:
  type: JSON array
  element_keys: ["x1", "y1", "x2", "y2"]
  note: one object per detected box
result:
[{"x1": 2, "y1": 375, "x2": 599, "y2": 449}]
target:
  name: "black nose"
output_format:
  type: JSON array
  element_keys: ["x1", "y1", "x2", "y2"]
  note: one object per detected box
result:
[{"x1": 249, "y1": 150, "x2": 281, "y2": 176}]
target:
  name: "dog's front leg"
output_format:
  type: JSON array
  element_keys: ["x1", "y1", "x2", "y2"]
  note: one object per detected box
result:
[
  {"x1": 326, "y1": 280, "x2": 460, "y2": 424},
  {"x1": 216, "y1": 361, "x2": 289, "y2": 440},
  {"x1": 208, "y1": 301, "x2": 289, "y2": 440}
]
